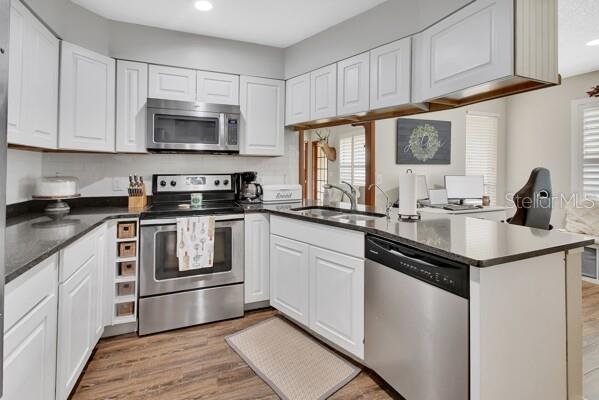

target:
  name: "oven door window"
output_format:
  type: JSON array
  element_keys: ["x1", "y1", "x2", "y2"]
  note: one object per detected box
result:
[
  {"x1": 154, "y1": 114, "x2": 220, "y2": 144},
  {"x1": 154, "y1": 226, "x2": 232, "y2": 280}
]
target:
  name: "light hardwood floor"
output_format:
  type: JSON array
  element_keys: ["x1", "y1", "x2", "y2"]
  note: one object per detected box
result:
[{"x1": 70, "y1": 309, "x2": 397, "y2": 400}]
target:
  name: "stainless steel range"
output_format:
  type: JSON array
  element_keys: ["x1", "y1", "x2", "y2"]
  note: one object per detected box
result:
[{"x1": 138, "y1": 174, "x2": 244, "y2": 335}]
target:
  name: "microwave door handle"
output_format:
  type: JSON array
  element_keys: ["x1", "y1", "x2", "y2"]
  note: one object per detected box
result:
[{"x1": 220, "y1": 113, "x2": 226, "y2": 148}]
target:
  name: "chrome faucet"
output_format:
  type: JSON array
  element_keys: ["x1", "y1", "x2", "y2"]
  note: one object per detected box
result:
[
  {"x1": 323, "y1": 183, "x2": 357, "y2": 210},
  {"x1": 369, "y1": 183, "x2": 392, "y2": 218}
]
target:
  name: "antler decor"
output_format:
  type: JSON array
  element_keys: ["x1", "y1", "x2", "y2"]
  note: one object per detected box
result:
[
  {"x1": 314, "y1": 128, "x2": 337, "y2": 162},
  {"x1": 588, "y1": 85, "x2": 599, "y2": 97}
]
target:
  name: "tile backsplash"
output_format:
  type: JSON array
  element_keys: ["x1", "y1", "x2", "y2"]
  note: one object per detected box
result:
[
  {"x1": 7, "y1": 149, "x2": 43, "y2": 204},
  {"x1": 41, "y1": 132, "x2": 299, "y2": 198}
]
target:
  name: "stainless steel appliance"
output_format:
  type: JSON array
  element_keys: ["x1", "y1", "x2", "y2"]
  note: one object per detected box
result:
[
  {"x1": 364, "y1": 234, "x2": 469, "y2": 400},
  {"x1": 235, "y1": 171, "x2": 262, "y2": 203},
  {"x1": 146, "y1": 98, "x2": 240, "y2": 153},
  {"x1": 0, "y1": 0, "x2": 7, "y2": 393},
  {"x1": 138, "y1": 174, "x2": 244, "y2": 335}
]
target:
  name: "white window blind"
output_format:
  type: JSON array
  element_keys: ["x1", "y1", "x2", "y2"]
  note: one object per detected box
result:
[
  {"x1": 465, "y1": 113, "x2": 498, "y2": 203},
  {"x1": 339, "y1": 133, "x2": 366, "y2": 187},
  {"x1": 582, "y1": 105, "x2": 599, "y2": 197}
]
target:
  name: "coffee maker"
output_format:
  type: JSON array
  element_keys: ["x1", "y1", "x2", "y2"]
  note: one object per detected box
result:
[{"x1": 235, "y1": 171, "x2": 263, "y2": 203}]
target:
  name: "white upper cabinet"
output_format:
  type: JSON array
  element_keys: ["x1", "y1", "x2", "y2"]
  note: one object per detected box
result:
[
  {"x1": 148, "y1": 65, "x2": 196, "y2": 102},
  {"x1": 8, "y1": 0, "x2": 59, "y2": 149},
  {"x1": 411, "y1": 0, "x2": 513, "y2": 103},
  {"x1": 59, "y1": 42, "x2": 116, "y2": 152},
  {"x1": 337, "y1": 52, "x2": 370, "y2": 116},
  {"x1": 239, "y1": 75, "x2": 285, "y2": 156},
  {"x1": 285, "y1": 73, "x2": 310, "y2": 125},
  {"x1": 196, "y1": 70, "x2": 239, "y2": 105},
  {"x1": 370, "y1": 37, "x2": 411, "y2": 110},
  {"x1": 116, "y1": 60, "x2": 148, "y2": 153},
  {"x1": 310, "y1": 64, "x2": 337, "y2": 120}
]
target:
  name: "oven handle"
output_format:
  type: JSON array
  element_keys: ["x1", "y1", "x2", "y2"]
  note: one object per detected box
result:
[{"x1": 140, "y1": 214, "x2": 244, "y2": 226}]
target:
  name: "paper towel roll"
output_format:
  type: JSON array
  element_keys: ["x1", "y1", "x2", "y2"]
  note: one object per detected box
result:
[{"x1": 399, "y1": 171, "x2": 418, "y2": 217}]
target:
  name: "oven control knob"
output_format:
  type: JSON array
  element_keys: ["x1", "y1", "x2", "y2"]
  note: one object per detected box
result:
[
  {"x1": 160, "y1": 180, "x2": 167, "y2": 187},
  {"x1": 170, "y1": 180, "x2": 177, "y2": 187},
  {"x1": 223, "y1": 179, "x2": 229, "y2": 186},
  {"x1": 214, "y1": 180, "x2": 221, "y2": 186}
]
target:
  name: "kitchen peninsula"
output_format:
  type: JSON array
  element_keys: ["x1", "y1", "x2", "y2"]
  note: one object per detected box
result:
[{"x1": 5, "y1": 200, "x2": 592, "y2": 400}]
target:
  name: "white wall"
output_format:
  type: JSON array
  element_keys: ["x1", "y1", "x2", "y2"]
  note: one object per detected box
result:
[
  {"x1": 39, "y1": 131, "x2": 298, "y2": 198},
  {"x1": 6, "y1": 149, "x2": 43, "y2": 204},
  {"x1": 375, "y1": 98, "x2": 508, "y2": 207},
  {"x1": 284, "y1": 0, "x2": 472, "y2": 79},
  {"x1": 505, "y1": 70, "x2": 599, "y2": 228},
  {"x1": 24, "y1": 0, "x2": 285, "y2": 79}
]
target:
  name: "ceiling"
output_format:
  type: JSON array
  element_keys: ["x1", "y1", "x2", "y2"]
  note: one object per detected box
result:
[
  {"x1": 559, "y1": 0, "x2": 599, "y2": 77},
  {"x1": 70, "y1": 0, "x2": 388, "y2": 48}
]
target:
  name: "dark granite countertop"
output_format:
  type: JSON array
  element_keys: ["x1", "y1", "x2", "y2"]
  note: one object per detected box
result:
[
  {"x1": 6, "y1": 200, "x2": 594, "y2": 284},
  {"x1": 5, "y1": 207, "x2": 139, "y2": 284},
  {"x1": 245, "y1": 201, "x2": 594, "y2": 268}
]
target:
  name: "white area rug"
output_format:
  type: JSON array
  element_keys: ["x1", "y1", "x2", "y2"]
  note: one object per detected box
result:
[{"x1": 226, "y1": 317, "x2": 360, "y2": 400}]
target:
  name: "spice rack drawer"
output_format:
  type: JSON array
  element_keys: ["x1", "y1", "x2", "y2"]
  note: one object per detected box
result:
[
  {"x1": 119, "y1": 260, "x2": 136, "y2": 276},
  {"x1": 117, "y1": 222, "x2": 137, "y2": 239},
  {"x1": 116, "y1": 302, "x2": 135, "y2": 317},
  {"x1": 117, "y1": 282, "x2": 135, "y2": 296},
  {"x1": 118, "y1": 242, "x2": 137, "y2": 258}
]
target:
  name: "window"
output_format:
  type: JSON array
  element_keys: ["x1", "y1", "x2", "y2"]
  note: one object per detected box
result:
[
  {"x1": 312, "y1": 143, "x2": 328, "y2": 200},
  {"x1": 465, "y1": 113, "x2": 498, "y2": 204},
  {"x1": 339, "y1": 133, "x2": 366, "y2": 187},
  {"x1": 572, "y1": 99, "x2": 599, "y2": 198}
]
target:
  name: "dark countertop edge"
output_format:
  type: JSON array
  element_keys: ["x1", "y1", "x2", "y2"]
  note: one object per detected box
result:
[
  {"x1": 251, "y1": 208, "x2": 595, "y2": 268},
  {"x1": 5, "y1": 212, "x2": 139, "y2": 284},
  {"x1": 7, "y1": 207, "x2": 594, "y2": 284}
]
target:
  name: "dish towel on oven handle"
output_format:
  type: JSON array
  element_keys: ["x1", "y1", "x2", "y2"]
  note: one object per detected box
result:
[{"x1": 176, "y1": 216, "x2": 215, "y2": 271}]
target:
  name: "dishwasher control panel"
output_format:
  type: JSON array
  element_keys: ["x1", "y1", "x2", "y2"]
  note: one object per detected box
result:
[{"x1": 365, "y1": 234, "x2": 469, "y2": 298}]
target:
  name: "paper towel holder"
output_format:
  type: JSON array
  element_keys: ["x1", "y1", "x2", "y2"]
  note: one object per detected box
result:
[{"x1": 398, "y1": 169, "x2": 422, "y2": 221}]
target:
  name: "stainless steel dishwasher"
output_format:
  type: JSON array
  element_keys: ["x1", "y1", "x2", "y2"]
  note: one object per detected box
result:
[{"x1": 364, "y1": 234, "x2": 470, "y2": 400}]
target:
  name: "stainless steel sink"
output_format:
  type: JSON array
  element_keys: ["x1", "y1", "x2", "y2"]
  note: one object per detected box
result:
[
  {"x1": 329, "y1": 214, "x2": 382, "y2": 223},
  {"x1": 290, "y1": 206, "x2": 386, "y2": 222}
]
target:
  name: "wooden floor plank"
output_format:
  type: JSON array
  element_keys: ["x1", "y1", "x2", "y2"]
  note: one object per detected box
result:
[
  {"x1": 71, "y1": 309, "x2": 395, "y2": 400},
  {"x1": 75, "y1": 282, "x2": 599, "y2": 400}
]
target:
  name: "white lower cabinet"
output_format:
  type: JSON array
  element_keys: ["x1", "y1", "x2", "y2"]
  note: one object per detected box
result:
[
  {"x1": 3, "y1": 255, "x2": 58, "y2": 400},
  {"x1": 92, "y1": 225, "x2": 107, "y2": 342},
  {"x1": 57, "y1": 225, "x2": 105, "y2": 400},
  {"x1": 245, "y1": 213, "x2": 270, "y2": 304},
  {"x1": 270, "y1": 234, "x2": 310, "y2": 325},
  {"x1": 57, "y1": 255, "x2": 95, "y2": 400},
  {"x1": 269, "y1": 217, "x2": 365, "y2": 358},
  {"x1": 309, "y1": 247, "x2": 364, "y2": 359}
]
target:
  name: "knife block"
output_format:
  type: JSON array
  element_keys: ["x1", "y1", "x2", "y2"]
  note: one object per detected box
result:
[{"x1": 128, "y1": 195, "x2": 147, "y2": 210}]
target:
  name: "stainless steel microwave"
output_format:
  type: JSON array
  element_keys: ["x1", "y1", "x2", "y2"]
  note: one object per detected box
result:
[{"x1": 146, "y1": 98, "x2": 240, "y2": 153}]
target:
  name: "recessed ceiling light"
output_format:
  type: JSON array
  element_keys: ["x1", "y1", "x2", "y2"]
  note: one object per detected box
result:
[
  {"x1": 194, "y1": 0, "x2": 213, "y2": 11},
  {"x1": 586, "y1": 38, "x2": 599, "y2": 46}
]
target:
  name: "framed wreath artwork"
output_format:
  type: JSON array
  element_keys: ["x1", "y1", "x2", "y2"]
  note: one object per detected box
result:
[{"x1": 396, "y1": 118, "x2": 451, "y2": 164}]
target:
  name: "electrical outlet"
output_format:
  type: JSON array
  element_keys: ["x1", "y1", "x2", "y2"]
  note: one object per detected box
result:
[{"x1": 376, "y1": 174, "x2": 383, "y2": 185}]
